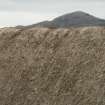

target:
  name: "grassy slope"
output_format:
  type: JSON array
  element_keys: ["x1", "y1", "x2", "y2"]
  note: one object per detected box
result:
[{"x1": 0, "y1": 27, "x2": 105, "y2": 105}]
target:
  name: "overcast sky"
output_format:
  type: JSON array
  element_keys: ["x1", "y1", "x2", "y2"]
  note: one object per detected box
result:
[{"x1": 0, "y1": 0, "x2": 105, "y2": 27}]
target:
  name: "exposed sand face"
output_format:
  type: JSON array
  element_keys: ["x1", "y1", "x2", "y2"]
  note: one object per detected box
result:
[{"x1": 0, "y1": 27, "x2": 105, "y2": 105}]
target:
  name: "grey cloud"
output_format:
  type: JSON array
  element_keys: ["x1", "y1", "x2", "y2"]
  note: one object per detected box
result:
[{"x1": 0, "y1": 0, "x2": 105, "y2": 12}]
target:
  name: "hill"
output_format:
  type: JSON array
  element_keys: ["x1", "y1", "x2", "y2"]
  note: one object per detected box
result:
[
  {"x1": 0, "y1": 27, "x2": 105, "y2": 105},
  {"x1": 17, "y1": 11, "x2": 105, "y2": 29}
]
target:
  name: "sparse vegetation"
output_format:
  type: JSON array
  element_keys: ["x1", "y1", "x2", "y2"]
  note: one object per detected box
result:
[{"x1": 0, "y1": 27, "x2": 105, "y2": 105}]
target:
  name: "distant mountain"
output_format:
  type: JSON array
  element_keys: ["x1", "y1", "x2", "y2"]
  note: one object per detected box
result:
[{"x1": 16, "y1": 11, "x2": 105, "y2": 29}]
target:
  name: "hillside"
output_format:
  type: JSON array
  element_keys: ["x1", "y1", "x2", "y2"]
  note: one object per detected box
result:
[
  {"x1": 0, "y1": 27, "x2": 105, "y2": 105},
  {"x1": 17, "y1": 11, "x2": 105, "y2": 29}
]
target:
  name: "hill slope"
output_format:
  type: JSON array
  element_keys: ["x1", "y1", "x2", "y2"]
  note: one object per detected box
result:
[
  {"x1": 0, "y1": 27, "x2": 105, "y2": 105},
  {"x1": 52, "y1": 11, "x2": 105, "y2": 27},
  {"x1": 18, "y1": 11, "x2": 105, "y2": 29}
]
